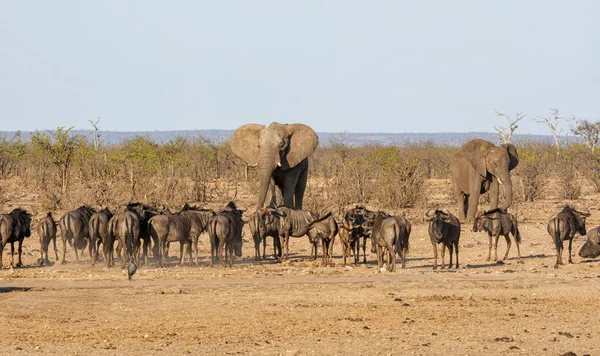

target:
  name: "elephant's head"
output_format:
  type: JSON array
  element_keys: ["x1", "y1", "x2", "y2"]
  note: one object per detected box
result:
[
  {"x1": 230, "y1": 122, "x2": 318, "y2": 209},
  {"x1": 464, "y1": 139, "x2": 519, "y2": 209}
]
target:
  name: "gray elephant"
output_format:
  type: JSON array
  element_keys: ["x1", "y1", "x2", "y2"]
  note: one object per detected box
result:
[
  {"x1": 450, "y1": 139, "x2": 518, "y2": 223},
  {"x1": 231, "y1": 122, "x2": 319, "y2": 210}
]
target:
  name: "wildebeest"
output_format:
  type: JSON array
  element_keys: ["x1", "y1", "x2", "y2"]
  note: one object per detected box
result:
[
  {"x1": 208, "y1": 202, "x2": 244, "y2": 267},
  {"x1": 473, "y1": 208, "x2": 521, "y2": 263},
  {"x1": 0, "y1": 208, "x2": 32, "y2": 268},
  {"x1": 59, "y1": 206, "x2": 96, "y2": 264},
  {"x1": 362, "y1": 211, "x2": 411, "y2": 271},
  {"x1": 339, "y1": 205, "x2": 370, "y2": 266},
  {"x1": 106, "y1": 203, "x2": 155, "y2": 268},
  {"x1": 88, "y1": 207, "x2": 113, "y2": 265},
  {"x1": 247, "y1": 210, "x2": 281, "y2": 261},
  {"x1": 547, "y1": 205, "x2": 591, "y2": 268},
  {"x1": 260, "y1": 205, "x2": 325, "y2": 261},
  {"x1": 578, "y1": 226, "x2": 600, "y2": 259},
  {"x1": 306, "y1": 213, "x2": 337, "y2": 266},
  {"x1": 149, "y1": 204, "x2": 214, "y2": 267},
  {"x1": 425, "y1": 208, "x2": 460, "y2": 269},
  {"x1": 38, "y1": 212, "x2": 58, "y2": 266}
]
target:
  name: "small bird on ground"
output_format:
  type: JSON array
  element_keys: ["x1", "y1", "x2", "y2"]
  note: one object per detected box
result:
[{"x1": 128, "y1": 257, "x2": 137, "y2": 281}]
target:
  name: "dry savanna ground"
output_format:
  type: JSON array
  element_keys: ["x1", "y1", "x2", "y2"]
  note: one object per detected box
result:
[{"x1": 1, "y1": 178, "x2": 600, "y2": 356}]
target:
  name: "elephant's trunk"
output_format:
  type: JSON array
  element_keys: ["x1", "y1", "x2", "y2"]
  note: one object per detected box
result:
[
  {"x1": 498, "y1": 173, "x2": 514, "y2": 210},
  {"x1": 256, "y1": 150, "x2": 279, "y2": 210}
]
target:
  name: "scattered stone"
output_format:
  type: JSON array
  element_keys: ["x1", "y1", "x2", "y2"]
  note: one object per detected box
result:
[
  {"x1": 363, "y1": 326, "x2": 370, "y2": 330},
  {"x1": 495, "y1": 337, "x2": 514, "y2": 342},
  {"x1": 161, "y1": 287, "x2": 182, "y2": 294},
  {"x1": 393, "y1": 298, "x2": 403, "y2": 302},
  {"x1": 402, "y1": 303, "x2": 410, "y2": 307},
  {"x1": 559, "y1": 331, "x2": 574, "y2": 338},
  {"x1": 561, "y1": 352, "x2": 577, "y2": 356}
]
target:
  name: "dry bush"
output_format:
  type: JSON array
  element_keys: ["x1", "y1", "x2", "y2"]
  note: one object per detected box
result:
[
  {"x1": 513, "y1": 143, "x2": 550, "y2": 202},
  {"x1": 555, "y1": 147, "x2": 582, "y2": 200}
]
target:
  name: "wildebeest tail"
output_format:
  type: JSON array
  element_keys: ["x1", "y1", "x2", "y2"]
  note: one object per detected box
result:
[{"x1": 515, "y1": 226, "x2": 521, "y2": 244}]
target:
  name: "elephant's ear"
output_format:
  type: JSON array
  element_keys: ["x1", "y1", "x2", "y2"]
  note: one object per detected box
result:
[
  {"x1": 284, "y1": 124, "x2": 319, "y2": 168},
  {"x1": 501, "y1": 143, "x2": 519, "y2": 171},
  {"x1": 230, "y1": 124, "x2": 265, "y2": 166},
  {"x1": 464, "y1": 148, "x2": 487, "y2": 178}
]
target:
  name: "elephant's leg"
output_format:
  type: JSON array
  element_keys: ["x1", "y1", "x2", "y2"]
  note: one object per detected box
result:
[
  {"x1": 489, "y1": 177, "x2": 500, "y2": 210},
  {"x1": 294, "y1": 161, "x2": 309, "y2": 209},
  {"x1": 456, "y1": 192, "x2": 467, "y2": 222}
]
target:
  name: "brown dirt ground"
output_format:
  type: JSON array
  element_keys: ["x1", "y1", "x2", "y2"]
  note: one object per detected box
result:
[{"x1": 1, "y1": 179, "x2": 600, "y2": 355}]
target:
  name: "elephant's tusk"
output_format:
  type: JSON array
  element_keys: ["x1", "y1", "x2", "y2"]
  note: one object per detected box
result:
[
  {"x1": 276, "y1": 161, "x2": 281, "y2": 167},
  {"x1": 497, "y1": 177, "x2": 503, "y2": 185}
]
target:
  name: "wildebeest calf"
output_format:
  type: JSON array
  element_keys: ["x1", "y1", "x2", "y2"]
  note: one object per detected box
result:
[
  {"x1": 38, "y1": 212, "x2": 58, "y2": 265},
  {"x1": 547, "y1": 205, "x2": 590, "y2": 268},
  {"x1": 306, "y1": 213, "x2": 337, "y2": 266},
  {"x1": 473, "y1": 208, "x2": 521, "y2": 263},
  {"x1": 425, "y1": 208, "x2": 460, "y2": 269},
  {"x1": 339, "y1": 205, "x2": 370, "y2": 265},
  {"x1": 247, "y1": 210, "x2": 281, "y2": 261}
]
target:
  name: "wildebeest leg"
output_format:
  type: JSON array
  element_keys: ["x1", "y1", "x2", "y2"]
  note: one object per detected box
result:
[
  {"x1": 376, "y1": 245, "x2": 383, "y2": 272},
  {"x1": 218, "y1": 237, "x2": 226, "y2": 267},
  {"x1": 502, "y1": 233, "x2": 511, "y2": 260},
  {"x1": 179, "y1": 242, "x2": 189, "y2": 266},
  {"x1": 514, "y1": 235, "x2": 521, "y2": 261},
  {"x1": 440, "y1": 242, "x2": 446, "y2": 270},
  {"x1": 17, "y1": 239, "x2": 23, "y2": 267},
  {"x1": 53, "y1": 236, "x2": 59, "y2": 262},
  {"x1": 328, "y1": 237, "x2": 335, "y2": 267},
  {"x1": 74, "y1": 239, "x2": 81, "y2": 263},
  {"x1": 455, "y1": 240, "x2": 460, "y2": 268},
  {"x1": 142, "y1": 237, "x2": 150, "y2": 266},
  {"x1": 362, "y1": 238, "x2": 368, "y2": 264},
  {"x1": 486, "y1": 233, "x2": 493, "y2": 261},
  {"x1": 10, "y1": 242, "x2": 15, "y2": 267},
  {"x1": 40, "y1": 242, "x2": 45, "y2": 266},
  {"x1": 568, "y1": 238, "x2": 574, "y2": 264},
  {"x1": 389, "y1": 243, "x2": 396, "y2": 272},
  {"x1": 61, "y1": 234, "x2": 68, "y2": 265},
  {"x1": 493, "y1": 234, "x2": 501, "y2": 261},
  {"x1": 192, "y1": 236, "x2": 199, "y2": 266},
  {"x1": 0, "y1": 241, "x2": 3, "y2": 267},
  {"x1": 432, "y1": 241, "x2": 438, "y2": 270},
  {"x1": 448, "y1": 243, "x2": 454, "y2": 269}
]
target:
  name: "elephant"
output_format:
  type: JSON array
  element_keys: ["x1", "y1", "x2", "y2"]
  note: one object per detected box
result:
[
  {"x1": 230, "y1": 122, "x2": 319, "y2": 210},
  {"x1": 450, "y1": 139, "x2": 519, "y2": 223}
]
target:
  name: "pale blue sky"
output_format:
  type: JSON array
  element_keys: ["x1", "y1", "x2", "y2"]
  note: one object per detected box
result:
[{"x1": 0, "y1": 1, "x2": 597, "y2": 133}]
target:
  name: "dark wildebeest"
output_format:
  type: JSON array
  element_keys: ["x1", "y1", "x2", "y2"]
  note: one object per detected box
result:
[
  {"x1": 88, "y1": 207, "x2": 113, "y2": 265},
  {"x1": 0, "y1": 208, "x2": 32, "y2": 268},
  {"x1": 425, "y1": 208, "x2": 460, "y2": 270},
  {"x1": 208, "y1": 202, "x2": 243, "y2": 267},
  {"x1": 261, "y1": 205, "x2": 326, "y2": 261},
  {"x1": 307, "y1": 213, "x2": 337, "y2": 266},
  {"x1": 362, "y1": 211, "x2": 411, "y2": 271},
  {"x1": 578, "y1": 226, "x2": 600, "y2": 259},
  {"x1": 149, "y1": 204, "x2": 214, "y2": 267},
  {"x1": 547, "y1": 205, "x2": 591, "y2": 268},
  {"x1": 106, "y1": 203, "x2": 155, "y2": 268},
  {"x1": 473, "y1": 208, "x2": 521, "y2": 263},
  {"x1": 247, "y1": 210, "x2": 281, "y2": 261},
  {"x1": 38, "y1": 212, "x2": 58, "y2": 266},
  {"x1": 59, "y1": 206, "x2": 96, "y2": 264},
  {"x1": 339, "y1": 206, "x2": 368, "y2": 266}
]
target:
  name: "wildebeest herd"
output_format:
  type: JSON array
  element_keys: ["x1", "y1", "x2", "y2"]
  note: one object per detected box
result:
[
  {"x1": 2, "y1": 135, "x2": 600, "y2": 278},
  {"x1": 2, "y1": 201, "x2": 600, "y2": 279}
]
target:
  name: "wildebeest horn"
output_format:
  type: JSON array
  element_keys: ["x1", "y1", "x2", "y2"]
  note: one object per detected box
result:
[
  {"x1": 424, "y1": 209, "x2": 436, "y2": 221},
  {"x1": 439, "y1": 209, "x2": 450, "y2": 216}
]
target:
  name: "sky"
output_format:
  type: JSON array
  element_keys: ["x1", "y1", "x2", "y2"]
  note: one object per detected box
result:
[{"x1": 0, "y1": 1, "x2": 598, "y2": 134}]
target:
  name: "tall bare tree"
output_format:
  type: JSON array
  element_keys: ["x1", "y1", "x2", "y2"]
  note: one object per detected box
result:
[
  {"x1": 535, "y1": 108, "x2": 567, "y2": 154},
  {"x1": 493, "y1": 110, "x2": 526, "y2": 144},
  {"x1": 89, "y1": 117, "x2": 101, "y2": 150}
]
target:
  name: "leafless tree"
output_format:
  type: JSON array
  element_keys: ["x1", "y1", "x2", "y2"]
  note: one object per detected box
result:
[
  {"x1": 535, "y1": 109, "x2": 568, "y2": 154},
  {"x1": 89, "y1": 117, "x2": 101, "y2": 150},
  {"x1": 493, "y1": 110, "x2": 526, "y2": 144}
]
